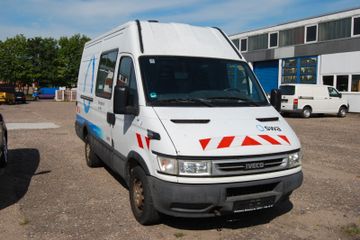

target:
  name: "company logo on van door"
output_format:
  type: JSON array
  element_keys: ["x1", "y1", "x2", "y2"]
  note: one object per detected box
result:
[
  {"x1": 199, "y1": 134, "x2": 290, "y2": 151},
  {"x1": 82, "y1": 56, "x2": 96, "y2": 114}
]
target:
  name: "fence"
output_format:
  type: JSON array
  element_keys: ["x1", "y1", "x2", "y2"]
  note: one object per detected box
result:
[{"x1": 55, "y1": 89, "x2": 77, "y2": 102}]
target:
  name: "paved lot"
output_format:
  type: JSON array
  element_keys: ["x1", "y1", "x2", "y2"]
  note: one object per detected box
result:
[{"x1": 0, "y1": 101, "x2": 359, "y2": 240}]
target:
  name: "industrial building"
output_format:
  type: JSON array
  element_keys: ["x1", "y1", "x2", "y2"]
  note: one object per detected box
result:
[{"x1": 230, "y1": 7, "x2": 360, "y2": 112}]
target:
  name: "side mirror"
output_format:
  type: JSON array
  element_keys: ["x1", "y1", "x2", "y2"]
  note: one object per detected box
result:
[
  {"x1": 339, "y1": 93, "x2": 342, "y2": 98},
  {"x1": 113, "y1": 86, "x2": 139, "y2": 115},
  {"x1": 114, "y1": 85, "x2": 128, "y2": 114},
  {"x1": 270, "y1": 89, "x2": 282, "y2": 112}
]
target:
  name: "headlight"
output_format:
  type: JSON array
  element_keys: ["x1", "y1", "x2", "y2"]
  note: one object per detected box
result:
[
  {"x1": 157, "y1": 156, "x2": 178, "y2": 175},
  {"x1": 179, "y1": 160, "x2": 211, "y2": 176},
  {"x1": 287, "y1": 151, "x2": 302, "y2": 168},
  {"x1": 157, "y1": 156, "x2": 211, "y2": 176}
]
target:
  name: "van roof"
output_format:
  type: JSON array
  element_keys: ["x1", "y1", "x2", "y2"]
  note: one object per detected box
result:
[{"x1": 86, "y1": 20, "x2": 242, "y2": 60}]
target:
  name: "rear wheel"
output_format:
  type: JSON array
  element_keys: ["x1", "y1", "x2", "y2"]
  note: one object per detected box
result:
[
  {"x1": 84, "y1": 136, "x2": 102, "y2": 167},
  {"x1": 301, "y1": 107, "x2": 311, "y2": 118},
  {"x1": 337, "y1": 106, "x2": 347, "y2": 118},
  {"x1": 129, "y1": 166, "x2": 160, "y2": 225}
]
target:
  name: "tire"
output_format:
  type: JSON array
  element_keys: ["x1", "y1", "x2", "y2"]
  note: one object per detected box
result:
[
  {"x1": 84, "y1": 136, "x2": 102, "y2": 168},
  {"x1": 337, "y1": 106, "x2": 347, "y2": 118},
  {"x1": 129, "y1": 166, "x2": 160, "y2": 225},
  {"x1": 0, "y1": 136, "x2": 8, "y2": 168},
  {"x1": 301, "y1": 107, "x2": 311, "y2": 118}
]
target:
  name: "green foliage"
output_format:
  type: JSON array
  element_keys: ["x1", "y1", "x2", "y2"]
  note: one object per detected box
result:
[{"x1": 0, "y1": 34, "x2": 90, "y2": 88}]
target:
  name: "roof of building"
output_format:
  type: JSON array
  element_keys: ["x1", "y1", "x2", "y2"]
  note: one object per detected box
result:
[{"x1": 230, "y1": 6, "x2": 360, "y2": 38}]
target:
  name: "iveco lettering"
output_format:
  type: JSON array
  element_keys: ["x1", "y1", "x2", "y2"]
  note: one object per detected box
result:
[{"x1": 75, "y1": 21, "x2": 303, "y2": 225}]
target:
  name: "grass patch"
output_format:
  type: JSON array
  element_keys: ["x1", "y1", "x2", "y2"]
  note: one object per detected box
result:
[
  {"x1": 174, "y1": 232, "x2": 185, "y2": 238},
  {"x1": 19, "y1": 217, "x2": 30, "y2": 226},
  {"x1": 342, "y1": 223, "x2": 360, "y2": 237}
]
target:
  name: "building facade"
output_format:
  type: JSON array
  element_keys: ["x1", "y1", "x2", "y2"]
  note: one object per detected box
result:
[{"x1": 230, "y1": 8, "x2": 360, "y2": 112}]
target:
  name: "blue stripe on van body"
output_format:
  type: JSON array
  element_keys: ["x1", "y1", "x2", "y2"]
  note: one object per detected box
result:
[
  {"x1": 82, "y1": 56, "x2": 96, "y2": 114},
  {"x1": 76, "y1": 114, "x2": 103, "y2": 139}
]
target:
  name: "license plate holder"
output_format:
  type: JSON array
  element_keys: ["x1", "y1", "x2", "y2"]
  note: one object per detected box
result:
[{"x1": 233, "y1": 196, "x2": 275, "y2": 213}]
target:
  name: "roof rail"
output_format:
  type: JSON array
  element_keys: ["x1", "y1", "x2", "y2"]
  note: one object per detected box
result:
[
  {"x1": 136, "y1": 20, "x2": 144, "y2": 53},
  {"x1": 212, "y1": 27, "x2": 242, "y2": 60},
  {"x1": 148, "y1": 20, "x2": 159, "y2": 23}
]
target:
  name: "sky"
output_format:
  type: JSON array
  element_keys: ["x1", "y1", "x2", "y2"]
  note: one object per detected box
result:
[{"x1": 0, "y1": 0, "x2": 359, "y2": 40}]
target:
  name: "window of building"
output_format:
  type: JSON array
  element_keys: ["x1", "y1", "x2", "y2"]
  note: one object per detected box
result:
[
  {"x1": 318, "y1": 18, "x2": 351, "y2": 41},
  {"x1": 231, "y1": 39, "x2": 239, "y2": 49},
  {"x1": 95, "y1": 50, "x2": 118, "y2": 99},
  {"x1": 351, "y1": 75, "x2": 360, "y2": 92},
  {"x1": 248, "y1": 34, "x2": 268, "y2": 51},
  {"x1": 305, "y1": 25, "x2": 317, "y2": 43},
  {"x1": 353, "y1": 16, "x2": 360, "y2": 36},
  {"x1": 269, "y1": 32, "x2": 278, "y2": 48},
  {"x1": 336, "y1": 75, "x2": 349, "y2": 92},
  {"x1": 282, "y1": 56, "x2": 317, "y2": 84},
  {"x1": 323, "y1": 75, "x2": 334, "y2": 86},
  {"x1": 240, "y1": 38, "x2": 247, "y2": 52},
  {"x1": 279, "y1": 27, "x2": 304, "y2": 47}
]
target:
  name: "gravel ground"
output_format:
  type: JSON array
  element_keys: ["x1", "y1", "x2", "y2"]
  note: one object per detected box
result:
[{"x1": 0, "y1": 101, "x2": 359, "y2": 240}]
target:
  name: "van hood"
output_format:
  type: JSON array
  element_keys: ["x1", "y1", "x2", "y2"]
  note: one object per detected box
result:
[{"x1": 153, "y1": 106, "x2": 300, "y2": 156}]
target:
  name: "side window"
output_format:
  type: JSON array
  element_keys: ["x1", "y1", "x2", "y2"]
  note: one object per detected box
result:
[
  {"x1": 117, "y1": 57, "x2": 138, "y2": 106},
  {"x1": 328, "y1": 87, "x2": 340, "y2": 98},
  {"x1": 95, "y1": 50, "x2": 118, "y2": 99}
]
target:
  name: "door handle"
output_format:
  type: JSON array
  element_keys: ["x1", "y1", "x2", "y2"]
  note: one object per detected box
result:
[{"x1": 107, "y1": 112, "x2": 116, "y2": 125}]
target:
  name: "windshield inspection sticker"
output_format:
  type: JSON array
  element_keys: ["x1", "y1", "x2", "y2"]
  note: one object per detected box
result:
[
  {"x1": 149, "y1": 92, "x2": 157, "y2": 99},
  {"x1": 149, "y1": 58, "x2": 155, "y2": 64}
]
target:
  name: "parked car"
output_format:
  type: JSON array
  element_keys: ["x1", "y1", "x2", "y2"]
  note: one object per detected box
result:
[
  {"x1": 75, "y1": 21, "x2": 303, "y2": 225},
  {"x1": 0, "y1": 114, "x2": 8, "y2": 171},
  {"x1": 0, "y1": 84, "x2": 15, "y2": 104},
  {"x1": 15, "y1": 91, "x2": 26, "y2": 104},
  {"x1": 280, "y1": 84, "x2": 349, "y2": 118},
  {"x1": 33, "y1": 87, "x2": 59, "y2": 100}
]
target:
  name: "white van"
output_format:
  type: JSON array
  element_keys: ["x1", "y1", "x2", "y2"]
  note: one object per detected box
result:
[
  {"x1": 280, "y1": 84, "x2": 348, "y2": 118},
  {"x1": 75, "y1": 21, "x2": 303, "y2": 224}
]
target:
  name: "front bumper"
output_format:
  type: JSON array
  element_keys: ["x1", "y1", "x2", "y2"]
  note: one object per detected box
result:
[{"x1": 148, "y1": 170, "x2": 303, "y2": 217}]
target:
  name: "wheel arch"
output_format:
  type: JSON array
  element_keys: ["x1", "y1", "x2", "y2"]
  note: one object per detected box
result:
[{"x1": 126, "y1": 151, "x2": 151, "y2": 184}]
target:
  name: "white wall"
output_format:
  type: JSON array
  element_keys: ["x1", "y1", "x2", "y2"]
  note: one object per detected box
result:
[
  {"x1": 342, "y1": 93, "x2": 360, "y2": 113},
  {"x1": 321, "y1": 51, "x2": 360, "y2": 74},
  {"x1": 320, "y1": 51, "x2": 360, "y2": 113}
]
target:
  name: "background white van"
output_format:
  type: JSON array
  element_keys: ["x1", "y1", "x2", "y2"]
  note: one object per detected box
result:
[{"x1": 280, "y1": 84, "x2": 348, "y2": 118}]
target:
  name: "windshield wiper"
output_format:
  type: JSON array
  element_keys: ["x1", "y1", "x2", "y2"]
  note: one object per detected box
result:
[
  {"x1": 207, "y1": 97, "x2": 263, "y2": 106},
  {"x1": 151, "y1": 98, "x2": 214, "y2": 107}
]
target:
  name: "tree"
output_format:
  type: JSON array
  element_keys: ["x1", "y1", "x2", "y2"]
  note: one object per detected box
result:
[
  {"x1": 27, "y1": 37, "x2": 58, "y2": 87},
  {"x1": 57, "y1": 34, "x2": 90, "y2": 87},
  {"x1": 0, "y1": 34, "x2": 90, "y2": 90},
  {"x1": 0, "y1": 35, "x2": 28, "y2": 87}
]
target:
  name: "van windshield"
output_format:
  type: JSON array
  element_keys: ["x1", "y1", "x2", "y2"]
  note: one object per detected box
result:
[{"x1": 139, "y1": 56, "x2": 268, "y2": 107}]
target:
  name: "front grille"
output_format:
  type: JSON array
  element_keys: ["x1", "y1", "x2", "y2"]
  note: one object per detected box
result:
[
  {"x1": 212, "y1": 154, "x2": 288, "y2": 176},
  {"x1": 217, "y1": 158, "x2": 284, "y2": 172}
]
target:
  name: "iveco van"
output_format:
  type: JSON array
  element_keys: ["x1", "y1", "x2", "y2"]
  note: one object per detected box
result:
[
  {"x1": 75, "y1": 21, "x2": 303, "y2": 225},
  {"x1": 280, "y1": 84, "x2": 348, "y2": 118}
]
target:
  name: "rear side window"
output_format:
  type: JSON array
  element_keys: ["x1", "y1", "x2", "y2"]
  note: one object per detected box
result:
[
  {"x1": 280, "y1": 85, "x2": 295, "y2": 95},
  {"x1": 95, "y1": 50, "x2": 118, "y2": 99}
]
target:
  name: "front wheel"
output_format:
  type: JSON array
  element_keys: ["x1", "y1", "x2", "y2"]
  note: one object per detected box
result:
[
  {"x1": 129, "y1": 166, "x2": 160, "y2": 225},
  {"x1": 337, "y1": 106, "x2": 347, "y2": 118},
  {"x1": 0, "y1": 136, "x2": 8, "y2": 168}
]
